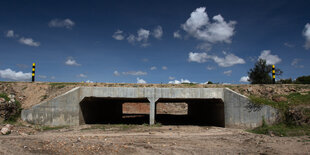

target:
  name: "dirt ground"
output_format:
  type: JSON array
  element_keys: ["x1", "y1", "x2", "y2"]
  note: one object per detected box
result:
[{"x1": 0, "y1": 124, "x2": 309, "y2": 155}]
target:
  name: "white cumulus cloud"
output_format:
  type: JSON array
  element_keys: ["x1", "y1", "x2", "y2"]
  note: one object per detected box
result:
[
  {"x1": 48, "y1": 18, "x2": 75, "y2": 29},
  {"x1": 126, "y1": 28, "x2": 150, "y2": 47},
  {"x1": 258, "y1": 50, "x2": 281, "y2": 65},
  {"x1": 152, "y1": 26, "x2": 163, "y2": 39},
  {"x1": 168, "y1": 78, "x2": 191, "y2": 84},
  {"x1": 77, "y1": 73, "x2": 87, "y2": 78},
  {"x1": 150, "y1": 66, "x2": 157, "y2": 70},
  {"x1": 206, "y1": 65, "x2": 215, "y2": 70},
  {"x1": 137, "y1": 28, "x2": 150, "y2": 42},
  {"x1": 173, "y1": 30, "x2": 182, "y2": 39},
  {"x1": 188, "y1": 52, "x2": 245, "y2": 67},
  {"x1": 6, "y1": 30, "x2": 15, "y2": 38},
  {"x1": 168, "y1": 76, "x2": 175, "y2": 80},
  {"x1": 240, "y1": 76, "x2": 249, "y2": 83},
  {"x1": 303, "y1": 23, "x2": 310, "y2": 50},
  {"x1": 181, "y1": 7, "x2": 236, "y2": 44},
  {"x1": 137, "y1": 77, "x2": 146, "y2": 84},
  {"x1": 65, "y1": 57, "x2": 81, "y2": 66},
  {"x1": 188, "y1": 52, "x2": 208, "y2": 63},
  {"x1": 122, "y1": 71, "x2": 147, "y2": 76},
  {"x1": 19, "y1": 37, "x2": 40, "y2": 47},
  {"x1": 113, "y1": 70, "x2": 120, "y2": 76},
  {"x1": 112, "y1": 30, "x2": 125, "y2": 40},
  {"x1": 162, "y1": 66, "x2": 168, "y2": 70},
  {"x1": 0, "y1": 68, "x2": 31, "y2": 81},
  {"x1": 223, "y1": 70, "x2": 232, "y2": 76},
  {"x1": 211, "y1": 52, "x2": 245, "y2": 67}
]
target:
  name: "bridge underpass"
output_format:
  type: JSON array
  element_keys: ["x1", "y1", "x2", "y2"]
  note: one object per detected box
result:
[{"x1": 22, "y1": 87, "x2": 278, "y2": 128}]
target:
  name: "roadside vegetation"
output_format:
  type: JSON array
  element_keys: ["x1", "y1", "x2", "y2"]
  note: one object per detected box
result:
[
  {"x1": 0, "y1": 93, "x2": 22, "y2": 124},
  {"x1": 249, "y1": 92, "x2": 310, "y2": 137}
]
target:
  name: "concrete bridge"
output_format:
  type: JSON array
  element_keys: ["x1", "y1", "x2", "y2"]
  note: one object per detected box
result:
[{"x1": 21, "y1": 87, "x2": 278, "y2": 128}]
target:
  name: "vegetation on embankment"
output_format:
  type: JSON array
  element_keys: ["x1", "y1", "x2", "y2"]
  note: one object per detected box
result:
[{"x1": 249, "y1": 91, "x2": 310, "y2": 136}]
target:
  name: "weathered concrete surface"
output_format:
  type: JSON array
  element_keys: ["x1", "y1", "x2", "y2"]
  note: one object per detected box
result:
[{"x1": 21, "y1": 87, "x2": 278, "y2": 128}]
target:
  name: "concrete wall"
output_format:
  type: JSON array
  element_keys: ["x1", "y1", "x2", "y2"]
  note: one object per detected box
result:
[
  {"x1": 224, "y1": 88, "x2": 278, "y2": 128},
  {"x1": 21, "y1": 87, "x2": 81, "y2": 126},
  {"x1": 21, "y1": 87, "x2": 278, "y2": 128}
]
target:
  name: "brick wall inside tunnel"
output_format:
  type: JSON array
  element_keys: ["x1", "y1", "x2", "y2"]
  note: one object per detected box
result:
[{"x1": 122, "y1": 102, "x2": 187, "y2": 114}]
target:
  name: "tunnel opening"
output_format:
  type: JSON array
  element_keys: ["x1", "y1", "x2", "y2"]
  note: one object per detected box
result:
[
  {"x1": 155, "y1": 98, "x2": 225, "y2": 127},
  {"x1": 79, "y1": 97, "x2": 150, "y2": 125}
]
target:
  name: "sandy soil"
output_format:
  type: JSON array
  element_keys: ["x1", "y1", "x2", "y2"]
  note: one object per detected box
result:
[{"x1": 0, "y1": 125, "x2": 309, "y2": 155}]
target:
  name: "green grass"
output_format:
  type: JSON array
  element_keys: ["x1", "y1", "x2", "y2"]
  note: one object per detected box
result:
[
  {"x1": 40, "y1": 95, "x2": 48, "y2": 101},
  {"x1": 35, "y1": 125, "x2": 67, "y2": 131},
  {"x1": 49, "y1": 82, "x2": 77, "y2": 88},
  {"x1": 0, "y1": 94, "x2": 22, "y2": 123},
  {"x1": 0, "y1": 93, "x2": 10, "y2": 101},
  {"x1": 249, "y1": 91, "x2": 310, "y2": 137},
  {"x1": 81, "y1": 124, "x2": 138, "y2": 131},
  {"x1": 249, "y1": 123, "x2": 310, "y2": 136},
  {"x1": 4, "y1": 100, "x2": 22, "y2": 123},
  {"x1": 249, "y1": 91, "x2": 310, "y2": 111},
  {"x1": 181, "y1": 83, "x2": 197, "y2": 86}
]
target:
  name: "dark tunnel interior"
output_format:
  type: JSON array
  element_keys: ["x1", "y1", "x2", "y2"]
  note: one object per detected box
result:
[
  {"x1": 155, "y1": 98, "x2": 225, "y2": 127},
  {"x1": 79, "y1": 97, "x2": 150, "y2": 124},
  {"x1": 79, "y1": 97, "x2": 225, "y2": 127}
]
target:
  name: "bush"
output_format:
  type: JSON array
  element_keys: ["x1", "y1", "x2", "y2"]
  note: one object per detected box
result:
[
  {"x1": 278, "y1": 78, "x2": 293, "y2": 84},
  {"x1": 295, "y1": 75, "x2": 310, "y2": 84}
]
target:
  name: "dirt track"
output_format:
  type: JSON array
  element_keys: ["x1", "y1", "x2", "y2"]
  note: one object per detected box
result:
[{"x1": 0, "y1": 125, "x2": 309, "y2": 155}]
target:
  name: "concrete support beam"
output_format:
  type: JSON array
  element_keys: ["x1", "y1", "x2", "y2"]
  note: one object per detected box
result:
[{"x1": 148, "y1": 97, "x2": 158, "y2": 125}]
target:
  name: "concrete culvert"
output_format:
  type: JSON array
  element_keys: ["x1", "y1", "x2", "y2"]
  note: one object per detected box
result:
[{"x1": 22, "y1": 87, "x2": 278, "y2": 128}]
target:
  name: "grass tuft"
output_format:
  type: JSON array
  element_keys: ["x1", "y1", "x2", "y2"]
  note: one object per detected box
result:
[
  {"x1": 0, "y1": 93, "x2": 10, "y2": 101},
  {"x1": 249, "y1": 123, "x2": 310, "y2": 136},
  {"x1": 35, "y1": 125, "x2": 67, "y2": 131}
]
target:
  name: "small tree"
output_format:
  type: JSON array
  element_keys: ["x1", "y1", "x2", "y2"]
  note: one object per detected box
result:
[{"x1": 248, "y1": 59, "x2": 282, "y2": 84}]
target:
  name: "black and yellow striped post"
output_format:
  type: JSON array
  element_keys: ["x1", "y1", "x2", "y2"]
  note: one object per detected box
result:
[
  {"x1": 272, "y1": 65, "x2": 275, "y2": 84},
  {"x1": 32, "y1": 63, "x2": 35, "y2": 82}
]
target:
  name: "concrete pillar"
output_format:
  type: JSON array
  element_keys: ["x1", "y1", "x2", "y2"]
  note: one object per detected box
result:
[{"x1": 148, "y1": 97, "x2": 158, "y2": 125}]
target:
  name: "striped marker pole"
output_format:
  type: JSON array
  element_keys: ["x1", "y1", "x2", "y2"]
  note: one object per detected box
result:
[
  {"x1": 272, "y1": 65, "x2": 275, "y2": 84},
  {"x1": 32, "y1": 63, "x2": 35, "y2": 82}
]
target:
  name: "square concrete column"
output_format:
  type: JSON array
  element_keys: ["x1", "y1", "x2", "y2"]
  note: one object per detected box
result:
[{"x1": 148, "y1": 97, "x2": 158, "y2": 125}]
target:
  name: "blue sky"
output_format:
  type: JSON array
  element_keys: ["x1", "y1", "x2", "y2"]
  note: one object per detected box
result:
[{"x1": 0, "y1": 0, "x2": 309, "y2": 84}]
